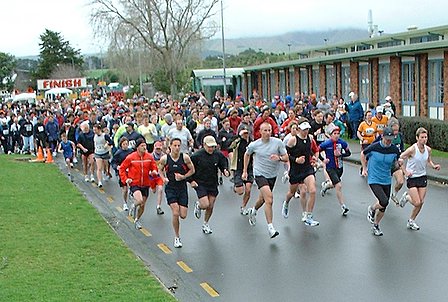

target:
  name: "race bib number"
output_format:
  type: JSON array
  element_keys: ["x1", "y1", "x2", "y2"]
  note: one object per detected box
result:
[
  {"x1": 38, "y1": 126, "x2": 44, "y2": 132},
  {"x1": 317, "y1": 133, "x2": 326, "y2": 141},
  {"x1": 377, "y1": 124, "x2": 385, "y2": 131},
  {"x1": 129, "y1": 140, "x2": 136, "y2": 149},
  {"x1": 26, "y1": 125, "x2": 33, "y2": 132},
  {"x1": 3, "y1": 129, "x2": 8, "y2": 135}
]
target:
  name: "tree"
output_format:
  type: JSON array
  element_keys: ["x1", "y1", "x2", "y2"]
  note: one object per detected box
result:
[
  {"x1": 90, "y1": 0, "x2": 219, "y2": 96},
  {"x1": 0, "y1": 52, "x2": 17, "y2": 90},
  {"x1": 34, "y1": 29, "x2": 84, "y2": 80}
]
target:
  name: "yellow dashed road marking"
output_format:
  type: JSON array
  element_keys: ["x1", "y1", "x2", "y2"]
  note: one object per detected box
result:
[
  {"x1": 107, "y1": 196, "x2": 114, "y2": 203},
  {"x1": 157, "y1": 243, "x2": 172, "y2": 254},
  {"x1": 115, "y1": 206, "x2": 123, "y2": 212},
  {"x1": 177, "y1": 261, "x2": 193, "y2": 273},
  {"x1": 140, "y1": 228, "x2": 151, "y2": 237},
  {"x1": 200, "y1": 282, "x2": 219, "y2": 297},
  {"x1": 99, "y1": 188, "x2": 105, "y2": 194},
  {"x1": 127, "y1": 216, "x2": 134, "y2": 223}
]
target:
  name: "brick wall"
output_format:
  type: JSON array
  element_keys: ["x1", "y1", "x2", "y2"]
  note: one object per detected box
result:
[
  {"x1": 350, "y1": 61, "x2": 359, "y2": 94},
  {"x1": 390, "y1": 56, "x2": 402, "y2": 116},
  {"x1": 418, "y1": 54, "x2": 428, "y2": 117},
  {"x1": 444, "y1": 52, "x2": 448, "y2": 120},
  {"x1": 319, "y1": 65, "x2": 326, "y2": 98},
  {"x1": 243, "y1": 73, "x2": 248, "y2": 100},
  {"x1": 307, "y1": 66, "x2": 313, "y2": 95},
  {"x1": 257, "y1": 71, "x2": 262, "y2": 97},
  {"x1": 370, "y1": 58, "x2": 379, "y2": 106}
]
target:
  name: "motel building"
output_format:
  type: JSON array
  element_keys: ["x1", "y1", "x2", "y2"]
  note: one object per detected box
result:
[{"x1": 238, "y1": 25, "x2": 448, "y2": 121}]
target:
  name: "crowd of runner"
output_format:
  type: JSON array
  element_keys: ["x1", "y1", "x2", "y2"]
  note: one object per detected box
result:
[{"x1": 0, "y1": 90, "x2": 440, "y2": 246}]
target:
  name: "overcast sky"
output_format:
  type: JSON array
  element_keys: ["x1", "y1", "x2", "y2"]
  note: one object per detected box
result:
[{"x1": 2, "y1": 0, "x2": 446, "y2": 57}]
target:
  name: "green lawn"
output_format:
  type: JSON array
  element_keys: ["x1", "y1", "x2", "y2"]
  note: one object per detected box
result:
[{"x1": 0, "y1": 156, "x2": 176, "y2": 302}]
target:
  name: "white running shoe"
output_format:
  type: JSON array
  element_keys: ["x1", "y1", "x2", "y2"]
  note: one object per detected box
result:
[
  {"x1": 84, "y1": 175, "x2": 89, "y2": 182},
  {"x1": 341, "y1": 205, "x2": 349, "y2": 216},
  {"x1": 134, "y1": 219, "x2": 142, "y2": 229},
  {"x1": 371, "y1": 224, "x2": 383, "y2": 236},
  {"x1": 390, "y1": 193, "x2": 400, "y2": 206},
  {"x1": 282, "y1": 200, "x2": 289, "y2": 219},
  {"x1": 294, "y1": 191, "x2": 300, "y2": 199},
  {"x1": 123, "y1": 203, "x2": 129, "y2": 211},
  {"x1": 202, "y1": 223, "x2": 213, "y2": 234},
  {"x1": 407, "y1": 219, "x2": 420, "y2": 231},
  {"x1": 268, "y1": 224, "x2": 279, "y2": 238},
  {"x1": 281, "y1": 171, "x2": 289, "y2": 184},
  {"x1": 301, "y1": 212, "x2": 308, "y2": 222},
  {"x1": 304, "y1": 214, "x2": 319, "y2": 227},
  {"x1": 73, "y1": 157, "x2": 78, "y2": 164},
  {"x1": 240, "y1": 207, "x2": 248, "y2": 216},
  {"x1": 90, "y1": 175, "x2": 95, "y2": 183},
  {"x1": 194, "y1": 201, "x2": 201, "y2": 219},
  {"x1": 248, "y1": 207, "x2": 257, "y2": 226},
  {"x1": 98, "y1": 181, "x2": 103, "y2": 188},
  {"x1": 399, "y1": 192, "x2": 410, "y2": 208},
  {"x1": 174, "y1": 237, "x2": 183, "y2": 248}
]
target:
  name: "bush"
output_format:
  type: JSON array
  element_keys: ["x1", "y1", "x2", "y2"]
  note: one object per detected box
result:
[{"x1": 399, "y1": 117, "x2": 448, "y2": 152}]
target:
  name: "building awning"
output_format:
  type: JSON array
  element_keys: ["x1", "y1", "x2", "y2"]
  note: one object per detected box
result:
[{"x1": 192, "y1": 68, "x2": 245, "y2": 79}]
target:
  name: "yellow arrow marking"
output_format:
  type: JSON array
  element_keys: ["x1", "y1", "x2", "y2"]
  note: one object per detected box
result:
[
  {"x1": 157, "y1": 243, "x2": 172, "y2": 254},
  {"x1": 177, "y1": 261, "x2": 193, "y2": 273},
  {"x1": 200, "y1": 282, "x2": 219, "y2": 297}
]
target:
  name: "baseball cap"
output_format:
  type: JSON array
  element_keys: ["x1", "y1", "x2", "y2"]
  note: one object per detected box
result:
[
  {"x1": 298, "y1": 121, "x2": 311, "y2": 130},
  {"x1": 376, "y1": 106, "x2": 384, "y2": 113},
  {"x1": 348, "y1": 91, "x2": 355, "y2": 97},
  {"x1": 326, "y1": 124, "x2": 340, "y2": 135},
  {"x1": 385, "y1": 95, "x2": 392, "y2": 101},
  {"x1": 382, "y1": 127, "x2": 395, "y2": 140},
  {"x1": 203, "y1": 136, "x2": 217, "y2": 147}
]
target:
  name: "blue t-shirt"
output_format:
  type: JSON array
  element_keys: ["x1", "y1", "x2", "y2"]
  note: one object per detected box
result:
[
  {"x1": 363, "y1": 141, "x2": 400, "y2": 185},
  {"x1": 319, "y1": 138, "x2": 349, "y2": 169},
  {"x1": 60, "y1": 140, "x2": 74, "y2": 159}
]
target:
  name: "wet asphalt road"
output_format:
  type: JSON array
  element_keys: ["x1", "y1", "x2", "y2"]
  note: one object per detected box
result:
[{"x1": 64, "y1": 160, "x2": 448, "y2": 302}]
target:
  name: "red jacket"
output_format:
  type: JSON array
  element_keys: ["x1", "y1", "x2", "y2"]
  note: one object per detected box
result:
[
  {"x1": 253, "y1": 116, "x2": 279, "y2": 140},
  {"x1": 119, "y1": 151, "x2": 158, "y2": 187},
  {"x1": 228, "y1": 115, "x2": 242, "y2": 133}
]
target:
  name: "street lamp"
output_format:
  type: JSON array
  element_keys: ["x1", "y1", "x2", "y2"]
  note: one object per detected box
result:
[
  {"x1": 287, "y1": 43, "x2": 292, "y2": 60},
  {"x1": 220, "y1": 0, "x2": 226, "y2": 98}
]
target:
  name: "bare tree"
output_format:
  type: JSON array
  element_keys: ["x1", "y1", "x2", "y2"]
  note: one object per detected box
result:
[{"x1": 90, "y1": 0, "x2": 219, "y2": 96}]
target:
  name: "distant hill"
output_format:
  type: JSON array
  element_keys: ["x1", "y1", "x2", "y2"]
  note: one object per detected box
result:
[{"x1": 203, "y1": 28, "x2": 369, "y2": 56}]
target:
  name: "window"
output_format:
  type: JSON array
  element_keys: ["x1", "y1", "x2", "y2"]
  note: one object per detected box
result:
[
  {"x1": 358, "y1": 64, "x2": 370, "y2": 104},
  {"x1": 341, "y1": 66, "x2": 351, "y2": 99},
  {"x1": 312, "y1": 69, "x2": 320, "y2": 97},
  {"x1": 410, "y1": 35, "x2": 441, "y2": 44},
  {"x1": 428, "y1": 60, "x2": 444, "y2": 120},
  {"x1": 279, "y1": 70, "x2": 286, "y2": 97},
  {"x1": 378, "y1": 63, "x2": 390, "y2": 102},
  {"x1": 377, "y1": 40, "x2": 402, "y2": 48},
  {"x1": 270, "y1": 71, "x2": 275, "y2": 100},
  {"x1": 402, "y1": 62, "x2": 416, "y2": 117},
  {"x1": 262, "y1": 72, "x2": 268, "y2": 100},
  {"x1": 326, "y1": 67, "x2": 336, "y2": 99},
  {"x1": 300, "y1": 69, "x2": 308, "y2": 95},
  {"x1": 289, "y1": 69, "x2": 295, "y2": 96}
]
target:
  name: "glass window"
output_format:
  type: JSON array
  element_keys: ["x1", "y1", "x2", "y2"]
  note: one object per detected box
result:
[
  {"x1": 289, "y1": 69, "x2": 295, "y2": 96},
  {"x1": 300, "y1": 69, "x2": 308, "y2": 95},
  {"x1": 402, "y1": 62, "x2": 415, "y2": 103},
  {"x1": 358, "y1": 64, "x2": 370, "y2": 104},
  {"x1": 341, "y1": 66, "x2": 351, "y2": 99},
  {"x1": 428, "y1": 60, "x2": 444, "y2": 104},
  {"x1": 279, "y1": 70, "x2": 286, "y2": 97},
  {"x1": 312, "y1": 69, "x2": 320, "y2": 97},
  {"x1": 326, "y1": 66, "x2": 336, "y2": 99},
  {"x1": 270, "y1": 71, "x2": 275, "y2": 100},
  {"x1": 262, "y1": 72, "x2": 268, "y2": 100},
  {"x1": 378, "y1": 63, "x2": 390, "y2": 102}
]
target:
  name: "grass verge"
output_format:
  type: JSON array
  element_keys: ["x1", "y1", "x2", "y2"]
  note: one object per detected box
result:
[{"x1": 0, "y1": 155, "x2": 176, "y2": 302}]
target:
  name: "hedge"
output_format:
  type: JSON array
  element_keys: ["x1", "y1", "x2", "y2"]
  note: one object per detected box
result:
[{"x1": 398, "y1": 117, "x2": 448, "y2": 152}]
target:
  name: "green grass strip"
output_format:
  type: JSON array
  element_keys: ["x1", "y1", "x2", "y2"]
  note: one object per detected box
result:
[{"x1": 0, "y1": 156, "x2": 176, "y2": 302}]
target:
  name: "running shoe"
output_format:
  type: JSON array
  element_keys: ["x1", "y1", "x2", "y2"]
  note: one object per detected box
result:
[
  {"x1": 240, "y1": 207, "x2": 248, "y2": 216},
  {"x1": 367, "y1": 206, "x2": 376, "y2": 224},
  {"x1": 341, "y1": 205, "x2": 349, "y2": 216},
  {"x1": 98, "y1": 181, "x2": 103, "y2": 188},
  {"x1": 399, "y1": 192, "x2": 410, "y2": 208},
  {"x1": 202, "y1": 223, "x2": 213, "y2": 234},
  {"x1": 268, "y1": 224, "x2": 279, "y2": 238},
  {"x1": 123, "y1": 203, "x2": 129, "y2": 211},
  {"x1": 304, "y1": 214, "x2": 319, "y2": 226},
  {"x1": 84, "y1": 175, "x2": 89, "y2": 182},
  {"x1": 219, "y1": 176, "x2": 223, "y2": 185},
  {"x1": 301, "y1": 212, "x2": 308, "y2": 222},
  {"x1": 281, "y1": 171, "x2": 289, "y2": 184},
  {"x1": 407, "y1": 219, "x2": 420, "y2": 231},
  {"x1": 390, "y1": 193, "x2": 400, "y2": 206},
  {"x1": 73, "y1": 157, "x2": 78, "y2": 164},
  {"x1": 90, "y1": 175, "x2": 95, "y2": 183},
  {"x1": 281, "y1": 200, "x2": 289, "y2": 219},
  {"x1": 156, "y1": 206, "x2": 164, "y2": 215},
  {"x1": 320, "y1": 180, "x2": 329, "y2": 197},
  {"x1": 294, "y1": 191, "x2": 300, "y2": 199},
  {"x1": 371, "y1": 224, "x2": 383, "y2": 236},
  {"x1": 194, "y1": 201, "x2": 201, "y2": 219},
  {"x1": 134, "y1": 219, "x2": 142, "y2": 229},
  {"x1": 174, "y1": 237, "x2": 183, "y2": 248},
  {"x1": 130, "y1": 204, "x2": 137, "y2": 219},
  {"x1": 248, "y1": 207, "x2": 257, "y2": 226}
]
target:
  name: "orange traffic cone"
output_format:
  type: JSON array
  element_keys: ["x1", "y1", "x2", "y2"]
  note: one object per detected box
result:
[
  {"x1": 36, "y1": 147, "x2": 45, "y2": 161},
  {"x1": 45, "y1": 148, "x2": 54, "y2": 163}
]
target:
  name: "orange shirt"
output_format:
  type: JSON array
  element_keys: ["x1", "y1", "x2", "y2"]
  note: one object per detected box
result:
[
  {"x1": 372, "y1": 115, "x2": 388, "y2": 134},
  {"x1": 358, "y1": 121, "x2": 377, "y2": 144}
]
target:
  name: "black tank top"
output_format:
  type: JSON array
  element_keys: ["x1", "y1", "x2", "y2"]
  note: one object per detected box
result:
[
  {"x1": 166, "y1": 153, "x2": 188, "y2": 188},
  {"x1": 287, "y1": 135, "x2": 312, "y2": 171}
]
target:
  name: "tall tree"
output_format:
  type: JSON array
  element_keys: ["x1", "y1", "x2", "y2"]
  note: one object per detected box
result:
[
  {"x1": 90, "y1": 0, "x2": 219, "y2": 96},
  {"x1": 0, "y1": 52, "x2": 17, "y2": 90},
  {"x1": 34, "y1": 29, "x2": 84, "y2": 80}
]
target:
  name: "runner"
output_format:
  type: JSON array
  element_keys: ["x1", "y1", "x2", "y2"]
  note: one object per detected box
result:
[
  {"x1": 357, "y1": 110, "x2": 378, "y2": 176},
  {"x1": 190, "y1": 135, "x2": 230, "y2": 234},
  {"x1": 110, "y1": 137, "x2": 133, "y2": 211},
  {"x1": 362, "y1": 127, "x2": 402, "y2": 236},
  {"x1": 150, "y1": 141, "x2": 166, "y2": 215},
  {"x1": 158, "y1": 138, "x2": 195, "y2": 248},
  {"x1": 243, "y1": 122, "x2": 288, "y2": 238},
  {"x1": 76, "y1": 122, "x2": 95, "y2": 182},
  {"x1": 119, "y1": 138, "x2": 159, "y2": 229},
  {"x1": 281, "y1": 118, "x2": 320, "y2": 226},
  {"x1": 57, "y1": 132, "x2": 76, "y2": 181},
  {"x1": 398, "y1": 127, "x2": 441, "y2": 230},
  {"x1": 93, "y1": 123, "x2": 113, "y2": 187},
  {"x1": 319, "y1": 124, "x2": 352, "y2": 215},
  {"x1": 229, "y1": 126, "x2": 254, "y2": 215}
]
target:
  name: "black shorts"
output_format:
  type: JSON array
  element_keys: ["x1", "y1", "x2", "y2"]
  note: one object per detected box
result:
[
  {"x1": 407, "y1": 175, "x2": 427, "y2": 189},
  {"x1": 130, "y1": 186, "x2": 149, "y2": 198},
  {"x1": 327, "y1": 168, "x2": 343, "y2": 186},
  {"x1": 194, "y1": 184, "x2": 218, "y2": 199},
  {"x1": 165, "y1": 186, "x2": 188, "y2": 207},
  {"x1": 289, "y1": 167, "x2": 315, "y2": 185},
  {"x1": 369, "y1": 184, "x2": 391, "y2": 208},
  {"x1": 233, "y1": 170, "x2": 254, "y2": 187},
  {"x1": 255, "y1": 176, "x2": 276, "y2": 191},
  {"x1": 95, "y1": 153, "x2": 110, "y2": 160}
]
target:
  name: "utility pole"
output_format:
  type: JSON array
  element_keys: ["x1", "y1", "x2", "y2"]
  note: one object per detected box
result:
[{"x1": 220, "y1": 0, "x2": 226, "y2": 98}]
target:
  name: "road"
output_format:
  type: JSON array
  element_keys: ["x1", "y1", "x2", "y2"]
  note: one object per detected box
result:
[{"x1": 62, "y1": 160, "x2": 448, "y2": 302}]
